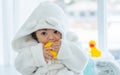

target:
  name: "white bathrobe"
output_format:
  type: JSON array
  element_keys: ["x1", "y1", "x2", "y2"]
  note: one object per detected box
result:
[
  {"x1": 14, "y1": 38, "x2": 88, "y2": 75},
  {"x1": 12, "y1": 1, "x2": 88, "y2": 75}
]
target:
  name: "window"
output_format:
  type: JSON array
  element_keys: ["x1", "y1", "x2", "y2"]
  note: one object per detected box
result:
[
  {"x1": 0, "y1": 0, "x2": 3, "y2": 65},
  {"x1": 65, "y1": 0, "x2": 98, "y2": 50},
  {"x1": 107, "y1": 0, "x2": 120, "y2": 60}
]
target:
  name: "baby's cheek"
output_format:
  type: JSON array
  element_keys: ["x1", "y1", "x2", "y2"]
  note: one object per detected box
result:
[
  {"x1": 56, "y1": 36, "x2": 62, "y2": 40},
  {"x1": 42, "y1": 39, "x2": 48, "y2": 43},
  {"x1": 37, "y1": 37, "x2": 46, "y2": 43}
]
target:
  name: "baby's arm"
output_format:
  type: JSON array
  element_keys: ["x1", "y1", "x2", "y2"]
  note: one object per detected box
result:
[
  {"x1": 15, "y1": 43, "x2": 46, "y2": 75},
  {"x1": 57, "y1": 40, "x2": 88, "y2": 74}
]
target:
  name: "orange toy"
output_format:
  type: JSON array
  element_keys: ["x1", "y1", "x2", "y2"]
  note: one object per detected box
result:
[
  {"x1": 89, "y1": 40, "x2": 102, "y2": 57},
  {"x1": 44, "y1": 42, "x2": 58, "y2": 60}
]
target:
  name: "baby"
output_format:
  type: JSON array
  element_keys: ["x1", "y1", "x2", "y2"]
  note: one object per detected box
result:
[
  {"x1": 12, "y1": 1, "x2": 88, "y2": 75},
  {"x1": 31, "y1": 29, "x2": 62, "y2": 63}
]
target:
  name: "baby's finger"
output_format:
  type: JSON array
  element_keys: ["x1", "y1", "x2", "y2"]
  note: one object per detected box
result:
[
  {"x1": 47, "y1": 51, "x2": 53, "y2": 57},
  {"x1": 53, "y1": 46, "x2": 60, "y2": 49},
  {"x1": 44, "y1": 47, "x2": 53, "y2": 52},
  {"x1": 54, "y1": 41, "x2": 61, "y2": 45},
  {"x1": 53, "y1": 49, "x2": 59, "y2": 52},
  {"x1": 44, "y1": 53, "x2": 53, "y2": 60},
  {"x1": 53, "y1": 42, "x2": 61, "y2": 47},
  {"x1": 52, "y1": 46, "x2": 60, "y2": 50}
]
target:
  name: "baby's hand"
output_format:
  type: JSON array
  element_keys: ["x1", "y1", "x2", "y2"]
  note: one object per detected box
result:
[
  {"x1": 43, "y1": 41, "x2": 61, "y2": 63},
  {"x1": 43, "y1": 47, "x2": 53, "y2": 63},
  {"x1": 52, "y1": 41, "x2": 61, "y2": 52}
]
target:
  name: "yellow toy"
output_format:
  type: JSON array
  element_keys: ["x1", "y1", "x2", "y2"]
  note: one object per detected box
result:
[
  {"x1": 44, "y1": 42, "x2": 58, "y2": 60},
  {"x1": 89, "y1": 40, "x2": 102, "y2": 57}
]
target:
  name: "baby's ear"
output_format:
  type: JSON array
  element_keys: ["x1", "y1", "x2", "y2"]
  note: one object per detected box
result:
[{"x1": 66, "y1": 31, "x2": 79, "y2": 42}]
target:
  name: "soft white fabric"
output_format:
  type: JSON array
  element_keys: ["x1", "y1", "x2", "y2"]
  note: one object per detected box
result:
[
  {"x1": 66, "y1": 31, "x2": 79, "y2": 42},
  {"x1": 93, "y1": 51, "x2": 120, "y2": 75},
  {"x1": 12, "y1": 1, "x2": 88, "y2": 75},
  {"x1": 15, "y1": 40, "x2": 88, "y2": 75},
  {"x1": 96, "y1": 60, "x2": 120, "y2": 75}
]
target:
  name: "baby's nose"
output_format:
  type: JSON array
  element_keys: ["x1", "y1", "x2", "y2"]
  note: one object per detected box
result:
[{"x1": 48, "y1": 34, "x2": 55, "y2": 41}]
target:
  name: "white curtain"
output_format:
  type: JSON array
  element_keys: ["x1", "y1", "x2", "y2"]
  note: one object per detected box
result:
[
  {"x1": 0, "y1": 0, "x2": 34, "y2": 66},
  {"x1": 0, "y1": 0, "x2": 15, "y2": 66}
]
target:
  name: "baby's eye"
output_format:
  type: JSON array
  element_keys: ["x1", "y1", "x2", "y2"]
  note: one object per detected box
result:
[
  {"x1": 41, "y1": 32, "x2": 47, "y2": 35},
  {"x1": 54, "y1": 30, "x2": 59, "y2": 34}
]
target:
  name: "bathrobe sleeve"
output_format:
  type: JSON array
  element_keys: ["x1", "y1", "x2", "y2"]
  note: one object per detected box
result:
[
  {"x1": 15, "y1": 43, "x2": 46, "y2": 75},
  {"x1": 57, "y1": 40, "x2": 88, "y2": 74}
]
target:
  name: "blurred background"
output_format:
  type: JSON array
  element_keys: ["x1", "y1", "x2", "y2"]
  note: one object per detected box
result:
[{"x1": 0, "y1": 0, "x2": 120, "y2": 75}]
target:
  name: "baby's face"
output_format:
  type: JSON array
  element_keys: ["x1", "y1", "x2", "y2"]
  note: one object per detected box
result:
[{"x1": 36, "y1": 29, "x2": 62, "y2": 43}]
